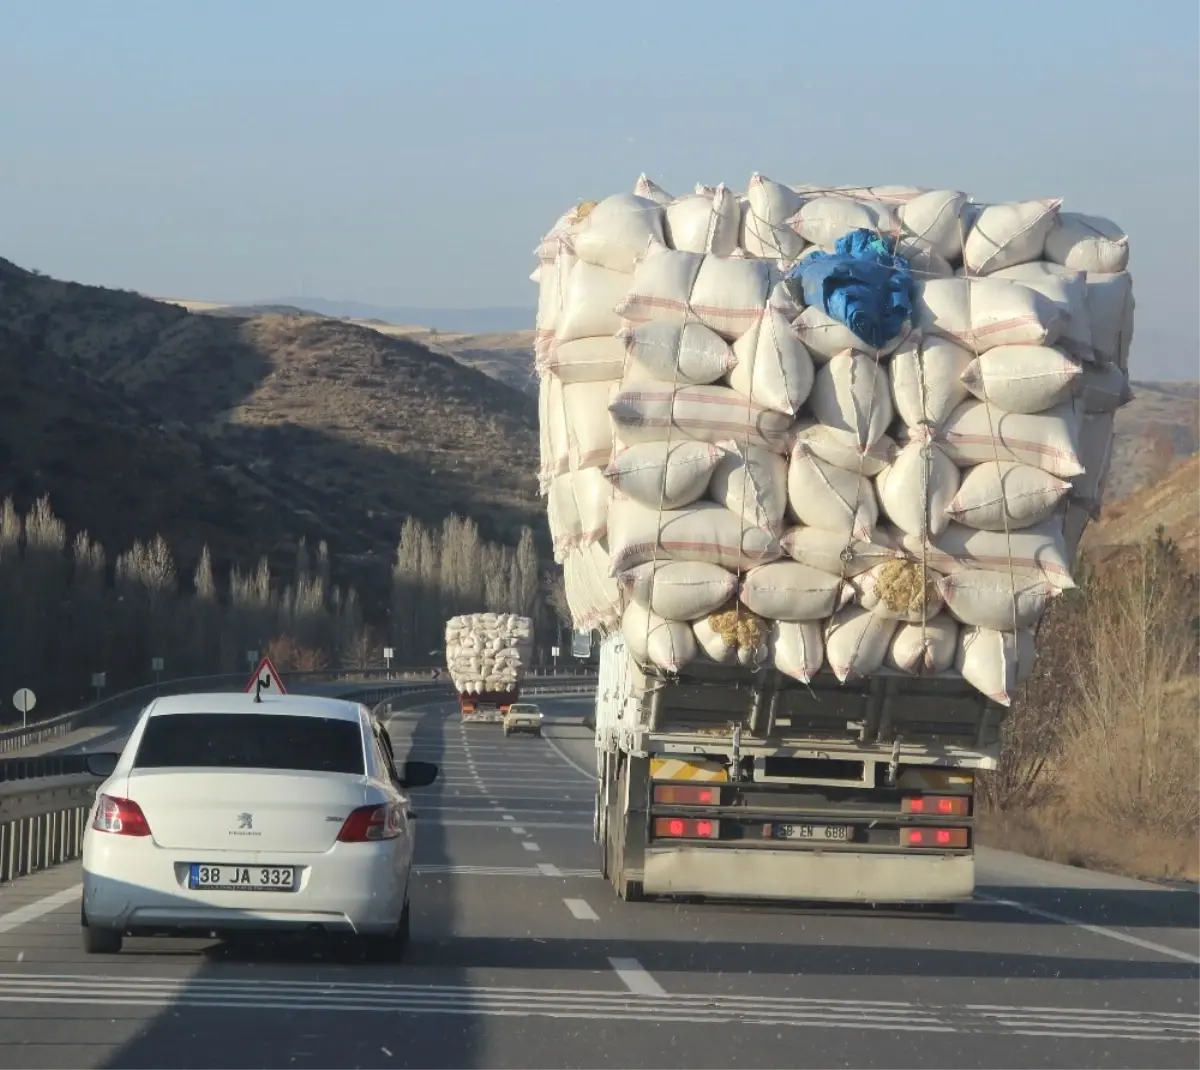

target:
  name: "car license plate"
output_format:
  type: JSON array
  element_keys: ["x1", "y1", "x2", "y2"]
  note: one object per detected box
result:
[
  {"x1": 188, "y1": 864, "x2": 296, "y2": 891},
  {"x1": 773, "y1": 823, "x2": 852, "y2": 842}
]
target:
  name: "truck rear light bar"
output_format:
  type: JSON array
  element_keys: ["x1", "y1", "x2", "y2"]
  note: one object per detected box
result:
[
  {"x1": 902, "y1": 795, "x2": 970, "y2": 816},
  {"x1": 652, "y1": 785, "x2": 719, "y2": 806},
  {"x1": 653, "y1": 817, "x2": 720, "y2": 840},
  {"x1": 903, "y1": 827, "x2": 969, "y2": 848}
]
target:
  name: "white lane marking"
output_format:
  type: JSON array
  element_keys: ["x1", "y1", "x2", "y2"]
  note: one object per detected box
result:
[
  {"x1": 608, "y1": 958, "x2": 666, "y2": 996},
  {"x1": 540, "y1": 735, "x2": 595, "y2": 781},
  {"x1": 0, "y1": 885, "x2": 81, "y2": 934},
  {"x1": 415, "y1": 864, "x2": 592, "y2": 878},
  {"x1": 501, "y1": 815, "x2": 515, "y2": 821},
  {"x1": 537, "y1": 863, "x2": 563, "y2": 877},
  {"x1": 437, "y1": 819, "x2": 591, "y2": 829},
  {"x1": 510, "y1": 827, "x2": 527, "y2": 835},
  {"x1": 564, "y1": 898, "x2": 599, "y2": 921},
  {"x1": 979, "y1": 894, "x2": 1200, "y2": 965},
  {"x1": 522, "y1": 841, "x2": 541, "y2": 853}
]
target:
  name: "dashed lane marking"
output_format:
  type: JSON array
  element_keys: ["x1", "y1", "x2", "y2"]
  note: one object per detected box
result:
[{"x1": 564, "y1": 898, "x2": 599, "y2": 921}]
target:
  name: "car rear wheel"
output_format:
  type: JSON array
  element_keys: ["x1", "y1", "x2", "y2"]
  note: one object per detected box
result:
[
  {"x1": 81, "y1": 910, "x2": 123, "y2": 955},
  {"x1": 362, "y1": 899, "x2": 410, "y2": 963}
]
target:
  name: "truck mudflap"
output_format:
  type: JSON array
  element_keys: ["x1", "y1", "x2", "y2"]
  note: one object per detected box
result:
[{"x1": 642, "y1": 847, "x2": 975, "y2": 903}]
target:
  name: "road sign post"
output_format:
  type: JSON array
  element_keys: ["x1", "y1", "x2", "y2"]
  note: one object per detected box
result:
[
  {"x1": 151, "y1": 657, "x2": 164, "y2": 686},
  {"x1": 12, "y1": 688, "x2": 36, "y2": 730},
  {"x1": 91, "y1": 672, "x2": 106, "y2": 702},
  {"x1": 551, "y1": 645, "x2": 560, "y2": 672},
  {"x1": 244, "y1": 656, "x2": 287, "y2": 699},
  {"x1": 383, "y1": 647, "x2": 395, "y2": 680}
]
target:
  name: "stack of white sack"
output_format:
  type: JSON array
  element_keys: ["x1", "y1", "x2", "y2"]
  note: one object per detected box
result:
[
  {"x1": 531, "y1": 177, "x2": 1134, "y2": 705},
  {"x1": 444, "y1": 613, "x2": 534, "y2": 694}
]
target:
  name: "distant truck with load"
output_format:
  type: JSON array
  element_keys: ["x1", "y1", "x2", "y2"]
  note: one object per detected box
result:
[
  {"x1": 444, "y1": 613, "x2": 534, "y2": 725},
  {"x1": 593, "y1": 633, "x2": 993, "y2": 907}
]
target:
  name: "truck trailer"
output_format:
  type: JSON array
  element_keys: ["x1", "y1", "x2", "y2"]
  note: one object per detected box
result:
[
  {"x1": 458, "y1": 687, "x2": 519, "y2": 724},
  {"x1": 593, "y1": 632, "x2": 996, "y2": 906}
]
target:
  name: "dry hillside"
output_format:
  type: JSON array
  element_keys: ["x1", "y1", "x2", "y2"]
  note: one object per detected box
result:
[
  {"x1": 0, "y1": 259, "x2": 541, "y2": 580},
  {"x1": 1107, "y1": 381, "x2": 1200, "y2": 501}
]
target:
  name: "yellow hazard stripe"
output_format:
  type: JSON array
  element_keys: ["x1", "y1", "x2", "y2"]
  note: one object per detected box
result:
[{"x1": 649, "y1": 758, "x2": 728, "y2": 782}]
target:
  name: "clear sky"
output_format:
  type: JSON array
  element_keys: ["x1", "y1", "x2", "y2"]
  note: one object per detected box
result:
[{"x1": 1, "y1": 0, "x2": 1197, "y2": 377}]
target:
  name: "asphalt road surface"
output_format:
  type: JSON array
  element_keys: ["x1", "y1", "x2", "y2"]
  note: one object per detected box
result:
[{"x1": 0, "y1": 695, "x2": 1196, "y2": 1069}]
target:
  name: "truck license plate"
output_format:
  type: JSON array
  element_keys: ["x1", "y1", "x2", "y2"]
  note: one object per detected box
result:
[
  {"x1": 188, "y1": 864, "x2": 296, "y2": 891},
  {"x1": 773, "y1": 824, "x2": 851, "y2": 842}
]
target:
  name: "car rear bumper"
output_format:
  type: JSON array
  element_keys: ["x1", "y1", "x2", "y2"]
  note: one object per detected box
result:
[{"x1": 82, "y1": 838, "x2": 409, "y2": 936}]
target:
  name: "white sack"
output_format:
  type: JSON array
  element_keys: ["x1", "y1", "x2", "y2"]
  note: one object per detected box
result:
[
  {"x1": 544, "y1": 336, "x2": 627, "y2": 383},
  {"x1": 605, "y1": 440, "x2": 722, "y2": 510},
  {"x1": 693, "y1": 616, "x2": 737, "y2": 664},
  {"x1": 780, "y1": 525, "x2": 899, "y2": 578},
  {"x1": 915, "y1": 277, "x2": 1065, "y2": 352},
  {"x1": 607, "y1": 499, "x2": 782, "y2": 574},
  {"x1": 853, "y1": 561, "x2": 944, "y2": 623},
  {"x1": 622, "y1": 601, "x2": 697, "y2": 672},
  {"x1": 534, "y1": 246, "x2": 569, "y2": 355},
  {"x1": 876, "y1": 436, "x2": 960, "y2": 539},
  {"x1": 563, "y1": 380, "x2": 619, "y2": 471},
  {"x1": 634, "y1": 173, "x2": 673, "y2": 206},
  {"x1": 946, "y1": 461, "x2": 1070, "y2": 531},
  {"x1": 887, "y1": 615, "x2": 959, "y2": 675},
  {"x1": 622, "y1": 319, "x2": 734, "y2": 385},
  {"x1": 896, "y1": 189, "x2": 968, "y2": 264},
  {"x1": 956, "y1": 625, "x2": 1037, "y2": 706},
  {"x1": 901, "y1": 519, "x2": 1076, "y2": 590},
  {"x1": 939, "y1": 399, "x2": 1084, "y2": 478},
  {"x1": 555, "y1": 260, "x2": 631, "y2": 344},
  {"x1": 539, "y1": 375, "x2": 569, "y2": 487},
  {"x1": 1044, "y1": 212, "x2": 1129, "y2": 274},
  {"x1": 547, "y1": 472, "x2": 583, "y2": 558},
  {"x1": 937, "y1": 570, "x2": 1055, "y2": 632},
  {"x1": 620, "y1": 560, "x2": 738, "y2": 621},
  {"x1": 1084, "y1": 271, "x2": 1134, "y2": 366},
  {"x1": 1078, "y1": 361, "x2": 1133, "y2": 414},
  {"x1": 743, "y1": 174, "x2": 806, "y2": 260},
  {"x1": 568, "y1": 194, "x2": 664, "y2": 273},
  {"x1": 609, "y1": 383, "x2": 794, "y2": 453},
  {"x1": 728, "y1": 306, "x2": 815, "y2": 415},
  {"x1": 664, "y1": 186, "x2": 741, "y2": 257},
  {"x1": 794, "y1": 304, "x2": 907, "y2": 362},
  {"x1": 824, "y1": 606, "x2": 899, "y2": 682},
  {"x1": 793, "y1": 195, "x2": 896, "y2": 250},
  {"x1": 811, "y1": 353, "x2": 894, "y2": 451},
  {"x1": 960, "y1": 346, "x2": 1082, "y2": 414},
  {"x1": 709, "y1": 442, "x2": 789, "y2": 536},
  {"x1": 889, "y1": 335, "x2": 973, "y2": 430},
  {"x1": 962, "y1": 199, "x2": 1061, "y2": 275},
  {"x1": 567, "y1": 540, "x2": 624, "y2": 631},
  {"x1": 617, "y1": 241, "x2": 777, "y2": 340},
  {"x1": 1071, "y1": 412, "x2": 1115, "y2": 513},
  {"x1": 770, "y1": 620, "x2": 824, "y2": 683},
  {"x1": 788, "y1": 446, "x2": 879, "y2": 543},
  {"x1": 790, "y1": 421, "x2": 896, "y2": 478},
  {"x1": 739, "y1": 561, "x2": 849, "y2": 621},
  {"x1": 990, "y1": 263, "x2": 1094, "y2": 362}
]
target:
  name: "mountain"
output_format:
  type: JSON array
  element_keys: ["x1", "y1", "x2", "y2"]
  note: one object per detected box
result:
[
  {"x1": 0, "y1": 259, "x2": 541, "y2": 581},
  {"x1": 257, "y1": 298, "x2": 534, "y2": 335},
  {"x1": 1107, "y1": 380, "x2": 1200, "y2": 501}
]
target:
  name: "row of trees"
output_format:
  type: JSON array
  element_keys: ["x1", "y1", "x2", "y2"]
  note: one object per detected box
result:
[
  {"x1": 980, "y1": 527, "x2": 1198, "y2": 866},
  {"x1": 0, "y1": 496, "x2": 568, "y2": 724}
]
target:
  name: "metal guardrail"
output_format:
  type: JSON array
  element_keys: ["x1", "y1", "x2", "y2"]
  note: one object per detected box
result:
[{"x1": 0, "y1": 672, "x2": 598, "y2": 884}]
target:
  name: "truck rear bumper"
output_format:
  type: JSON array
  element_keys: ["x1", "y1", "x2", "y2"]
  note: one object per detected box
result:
[{"x1": 642, "y1": 846, "x2": 974, "y2": 903}]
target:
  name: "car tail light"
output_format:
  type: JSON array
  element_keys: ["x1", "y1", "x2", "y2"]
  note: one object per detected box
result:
[
  {"x1": 653, "y1": 817, "x2": 720, "y2": 840},
  {"x1": 902, "y1": 795, "x2": 969, "y2": 816},
  {"x1": 337, "y1": 803, "x2": 403, "y2": 842},
  {"x1": 92, "y1": 795, "x2": 151, "y2": 837},
  {"x1": 903, "y1": 827, "x2": 969, "y2": 849},
  {"x1": 653, "y1": 785, "x2": 719, "y2": 805}
]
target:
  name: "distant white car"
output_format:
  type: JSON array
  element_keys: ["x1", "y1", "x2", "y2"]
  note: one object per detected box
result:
[
  {"x1": 80, "y1": 692, "x2": 437, "y2": 958},
  {"x1": 502, "y1": 703, "x2": 543, "y2": 737}
]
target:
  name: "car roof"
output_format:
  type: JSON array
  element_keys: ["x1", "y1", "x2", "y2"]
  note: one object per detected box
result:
[{"x1": 145, "y1": 692, "x2": 367, "y2": 722}]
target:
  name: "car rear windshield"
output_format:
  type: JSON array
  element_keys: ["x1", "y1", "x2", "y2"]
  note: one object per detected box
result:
[{"x1": 133, "y1": 713, "x2": 364, "y2": 775}]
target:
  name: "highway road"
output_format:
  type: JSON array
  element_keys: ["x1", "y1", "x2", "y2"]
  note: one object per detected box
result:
[{"x1": 0, "y1": 694, "x2": 1196, "y2": 1068}]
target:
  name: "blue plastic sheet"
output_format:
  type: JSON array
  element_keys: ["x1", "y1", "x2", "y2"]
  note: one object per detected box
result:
[{"x1": 787, "y1": 229, "x2": 913, "y2": 350}]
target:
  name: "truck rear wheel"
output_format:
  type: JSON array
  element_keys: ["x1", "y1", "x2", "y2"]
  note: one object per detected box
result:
[{"x1": 608, "y1": 761, "x2": 643, "y2": 902}]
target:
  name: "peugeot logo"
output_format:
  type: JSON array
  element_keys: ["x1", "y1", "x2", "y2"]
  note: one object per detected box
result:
[{"x1": 237, "y1": 813, "x2": 253, "y2": 830}]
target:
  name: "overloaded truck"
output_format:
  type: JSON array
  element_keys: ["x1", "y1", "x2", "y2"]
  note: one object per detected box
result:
[
  {"x1": 532, "y1": 174, "x2": 1133, "y2": 904},
  {"x1": 445, "y1": 613, "x2": 534, "y2": 724}
]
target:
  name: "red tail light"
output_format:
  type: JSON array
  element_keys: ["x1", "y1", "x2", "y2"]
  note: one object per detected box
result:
[
  {"x1": 92, "y1": 795, "x2": 151, "y2": 837},
  {"x1": 653, "y1": 785, "x2": 718, "y2": 805},
  {"x1": 902, "y1": 795, "x2": 969, "y2": 816},
  {"x1": 653, "y1": 817, "x2": 720, "y2": 840},
  {"x1": 903, "y1": 827, "x2": 969, "y2": 848},
  {"x1": 337, "y1": 803, "x2": 403, "y2": 842}
]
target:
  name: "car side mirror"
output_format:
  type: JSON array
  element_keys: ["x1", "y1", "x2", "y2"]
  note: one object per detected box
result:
[
  {"x1": 400, "y1": 760, "x2": 438, "y2": 789},
  {"x1": 84, "y1": 752, "x2": 119, "y2": 779}
]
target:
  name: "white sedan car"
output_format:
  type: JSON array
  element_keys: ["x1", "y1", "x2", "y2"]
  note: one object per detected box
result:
[{"x1": 80, "y1": 692, "x2": 437, "y2": 958}]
